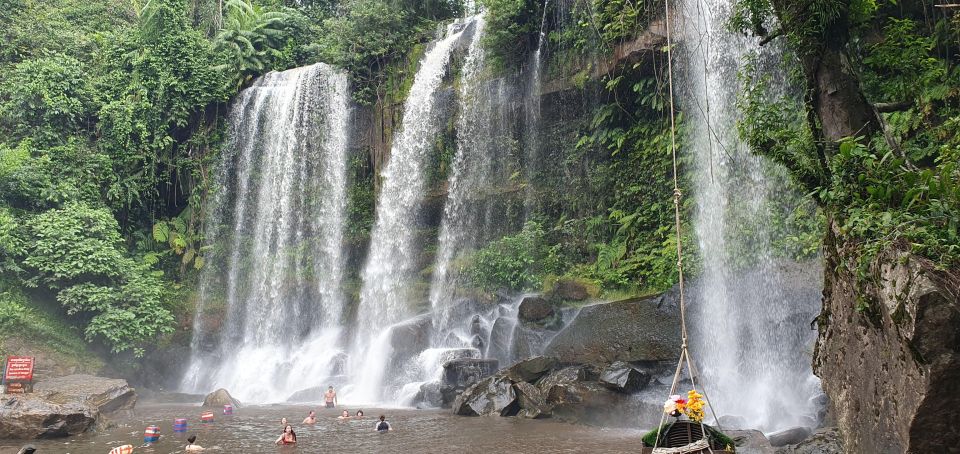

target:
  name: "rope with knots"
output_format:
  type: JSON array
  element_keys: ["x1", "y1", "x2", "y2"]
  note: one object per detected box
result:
[{"x1": 649, "y1": 0, "x2": 726, "y2": 451}]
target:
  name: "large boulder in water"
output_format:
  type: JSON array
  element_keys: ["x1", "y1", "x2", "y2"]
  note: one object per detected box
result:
[
  {"x1": 513, "y1": 381, "x2": 550, "y2": 419},
  {"x1": 202, "y1": 388, "x2": 241, "y2": 408},
  {"x1": 727, "y1": 430, "x2": 775, "y2": 454},
  {"x1": 773, "y1": 427, "x2": 844, "y2": 454},
  {"x1": 768, "y1": 427, "x2": 814, "y2": 447},
  {"x1": 440, "y1": 358, "x2": 498, "y2": 407},
  {"x1": 0, "y1": 375, "x2": 136, "y2": 439},
  {"x1": 544, "y1": 295, "x2": 681, "y2": 365},
  {"x1": 452, "y1": 375, "x2": 518, "y2": 417},
  {"x1": 598, "y1": 361, "x2": 650, "y2": 393},
  {"x1": 503, "y1": 356, "x2": 557, "y2": 383}
]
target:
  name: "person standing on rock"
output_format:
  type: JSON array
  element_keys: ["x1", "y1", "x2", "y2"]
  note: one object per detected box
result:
[{"x1": 324, "y1": 386, "x2": 337, "y2": 408}]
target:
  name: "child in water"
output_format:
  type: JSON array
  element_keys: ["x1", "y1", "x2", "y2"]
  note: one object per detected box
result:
[
  {"x1": 355, "y1": 410, "x2": 365, "y2": 418},
  {"x1": 275, "y1": 425, "x2": 297, "y2": 445},
  {"x1": 338, "y1": 410, "x2": 352, "y2": 419}
]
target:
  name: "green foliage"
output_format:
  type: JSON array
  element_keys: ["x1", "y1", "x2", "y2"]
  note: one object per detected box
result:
[
  {"x1": 15, "y1": 203, "x2": 175, "y2": 354},
  {"x1": 467, "y1": 221, "x2": 563, "y2": 291},
  {"x1": 733, "y1": 2, "x2": 960, "y2": 272},
  {"x1": 346, "y1": 154, "x2": 376, "y2": 242},
  {"x1": 215, "y1": 0, "x2": 290, "y2": 89},
  {"x1": 0, "y1": 0, "x2": 133, "y2": 67},
  {"x1": 568, "y1": 75, "x2": 693, "y2": 293},
  {"x1": 826, "y1": 138, "x2": 959, "y2": 268},
  {"x1": 589, "y1": 0, "x2": 647, "y2": 43},
  {"x1": 312, "y1": 0, "x2": 414, "y2": 103},
  {"x1": 478, "y1": 0, "x2": 541, "y2": 70},
  {"x1": 149, "y1": 208, "x2": 206, "y2": 271},
  {"x1": 96, "y1": 1, "x2": 230, "y2": 214},
  {"x1": 22, "y1": 203, "x2": 128, "y2": 285},
  {"x1": 0, "y1": 54, "x2": 95, "y2": 144}
]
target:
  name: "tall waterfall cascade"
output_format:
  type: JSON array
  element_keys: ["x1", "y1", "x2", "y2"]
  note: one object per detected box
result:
[
  {"x1": 181, "y1": 63, "x2": 352, "y2": 403},
  {"x1": 349, "y1": 17, "x2": 477, "y2": 403},
  {"x1": 678, "y1": 0, "x2": 823, "y2": 432}
]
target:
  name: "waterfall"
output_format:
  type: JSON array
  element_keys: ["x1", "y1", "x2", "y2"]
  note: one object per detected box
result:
[
  {"x1": 428, "y1": 14, "x2": 496, "y2": 338},
  {"x1": 350, "y1": 18, "x2": 475, "y2": 403},
  {"x1": 679, "y1": 0, "x2": 822, "y2": 432},
  {"x1": 181, "y1": 63, "x2": 352, "y2": 403},
  {"x1": 522, "y1": 1, "x2": 548, "y2": 216}
]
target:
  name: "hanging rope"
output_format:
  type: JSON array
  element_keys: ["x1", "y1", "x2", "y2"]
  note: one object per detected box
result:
[{"x1": 649, "y1": 0, "x2": 725, "y2": 451}]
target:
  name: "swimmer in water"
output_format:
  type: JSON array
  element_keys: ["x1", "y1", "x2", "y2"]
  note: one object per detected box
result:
[
  {"x1": 375, "y1": 415, "x2": 392, "y2": 432},
  {"x1": 185, "y1": 435, "x2": 204, "y2": 452},
  {"x1": 275, "y1": 425, "x2": 297, "y2": 445},
  {"x1": 338, "y1": 410, "x2": 351, "y2": 419},
  {"x1": 280, "y1": 417, "x2": 288, "y2": 426},
  {"x1": 355, "y1": 410, "x2": 365, "y2": 418},
  {"x1": 302, "y1": 411, "x2": 317, "y2": 424}
]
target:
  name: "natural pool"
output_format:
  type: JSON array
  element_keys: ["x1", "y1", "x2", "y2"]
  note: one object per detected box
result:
[{"x1": 0, "y1": 403, "x2": 645, "y2": 453}]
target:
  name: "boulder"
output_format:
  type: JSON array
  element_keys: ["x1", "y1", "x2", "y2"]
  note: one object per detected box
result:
[
  {"x1": 486, "y1": 317, "x2": 515, "y2": 364},
  {"x1": 0, "y1": 375, "x2": 136, "y2": 439},
  {"x1": 544, "y1": 380, "x2": 628, "y2": 426},
  {"x1": 32, "y1": 374, "x2": 137, "y2": 414},
  {"x1": 518, "y1": 296, "x2": 555, "y2": 323},
  {"x1": 504, "y1": 356, "x2": 557, "y2": 383},
  {"x1": 0, "y1": 395, "x2": 96, "y2": 438},
  {"x1": 768, "y1": 427, "x2": 814, "y2": 447},
  {"x1": 774, "y1": 427, "x2": 844, "y2": 454},
  {"x1": 385, "y1": 314, "x2": 433, "y2": 372},
  {"x1": 440, "y1": 358, "x2": 499, "y2": 407},
  {"x1": 728, "y1": 429, "x2": 775, "y2": 454},
  {"x1": 536, "y1": 365, "x2": 597, "y2": 394},
  {"x1": 452, "y1": 375, "x2": 518, "y2": 417},
  {"x1": 415, "y1": 381, "x2": 443, "y2": 408},
  {"x1": 510, "y1": 325, "x2": 550, "y2": 360},
  {"x1": 202, "y1": 388, "x2": 241, "y2": 408},
  {"x1": 514, "y1": 381, "x2": 550, "y2": 419},
  {"x1": 814, "y1": 245, "x2": 960, "y2": 452},
  {"x1": 598, "y1": 361, "x2": 650, "y2": 393},
  {"x1": 442, "y1": 358, "x2": 498, "y2": 389},
  {"x1": 544, "y1": 295, "x2": 681, "y2": 365}
]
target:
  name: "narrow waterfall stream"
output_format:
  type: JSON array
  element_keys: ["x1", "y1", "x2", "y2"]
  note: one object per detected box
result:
[
  {"x1": 181, "y1": 64, "x2": 352, "y2": 402},
  {"x1": 679, "y1": 0, "x2": 823, "y2": 432}
]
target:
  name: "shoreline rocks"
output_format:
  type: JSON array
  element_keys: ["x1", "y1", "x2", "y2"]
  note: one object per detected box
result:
[
  {"x1": 452, "y1": 355, "x2": 656, "y2": 427},
  {"x1": 0, "y1": 374, "x2": 136, "y2": 439}
]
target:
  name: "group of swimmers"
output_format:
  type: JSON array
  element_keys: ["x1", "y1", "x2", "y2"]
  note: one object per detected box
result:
[{"x1": 276, "y1": 409, "x2": 394, "y2": 446}]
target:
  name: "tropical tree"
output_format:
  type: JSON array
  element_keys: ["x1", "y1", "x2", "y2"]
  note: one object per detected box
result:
[{"x1": 214, "y1": 0, "x2": 289, "y2": 89}]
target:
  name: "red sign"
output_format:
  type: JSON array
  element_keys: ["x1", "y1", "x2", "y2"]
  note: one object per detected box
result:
[
  {"x1": 4, "y1": 356, "x2": 34, "y2": 381},
  {"x1": 4, "y1": 382, "x2": 25, "y2": 393}
]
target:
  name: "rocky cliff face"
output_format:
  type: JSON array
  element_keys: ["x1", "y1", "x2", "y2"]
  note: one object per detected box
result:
[{"x1": 815, "y1": 226, "x2": 960, "y2": 453}]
